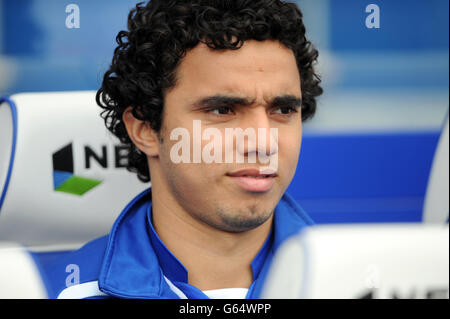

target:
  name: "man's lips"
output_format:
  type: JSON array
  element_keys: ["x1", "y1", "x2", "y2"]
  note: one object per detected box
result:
[
  {"x1": 226, "y1": 168, "x2": 277, "y2": 192},
  {"x1": 226, "y1": 168, "x2": 278, "y2": 177}
]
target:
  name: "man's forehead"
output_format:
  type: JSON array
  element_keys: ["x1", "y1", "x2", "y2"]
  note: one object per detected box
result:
[
  {"x1": 169, "y1": 40, "x2": 301, "y2": 101},
  {"x1": 178, "y1": 40, "x2": 296, "y2": 73}
]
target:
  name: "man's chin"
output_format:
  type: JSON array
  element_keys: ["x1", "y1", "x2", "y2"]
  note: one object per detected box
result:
[{"x1": 215, "y1": 206, "x2": 274, "y2": 233}]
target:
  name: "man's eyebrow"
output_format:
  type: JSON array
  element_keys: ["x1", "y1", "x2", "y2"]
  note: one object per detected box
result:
[
  {"x1": 192, "y1": 94, "x2": 302, "y2": 108},
  {"x1": 193, "y1": 95, "x2": 254, "y2": 108},
  {"x1": 270, "y1": 95, "x2": 303, "y2": 108}
]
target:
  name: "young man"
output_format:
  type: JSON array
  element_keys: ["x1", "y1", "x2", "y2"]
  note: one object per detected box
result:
[{"x1": 47, "y1": 0, "x2": 322, "y2": 299}]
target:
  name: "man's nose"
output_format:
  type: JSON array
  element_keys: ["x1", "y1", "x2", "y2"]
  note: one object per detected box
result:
[{"x1": 236, "y1": 108, "x2": 278, "y2": 161}]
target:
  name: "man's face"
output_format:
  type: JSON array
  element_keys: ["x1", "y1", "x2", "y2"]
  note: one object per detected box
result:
[{"x1": 155, "y1": 40, "x2": 302, "y2": 233}]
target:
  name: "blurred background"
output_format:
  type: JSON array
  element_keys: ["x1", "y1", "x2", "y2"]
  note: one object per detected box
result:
[{"x1": 0, "y1": 0, "x2": 448, "y2": 224}]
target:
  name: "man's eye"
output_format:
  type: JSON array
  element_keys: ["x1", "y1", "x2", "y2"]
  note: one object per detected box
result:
[
  {"x1": 273, "y1": 106, "x2": 298, "y2": 115},
  {"x1": 207, "y1": 106, "x2": 234, "y2": 115}
]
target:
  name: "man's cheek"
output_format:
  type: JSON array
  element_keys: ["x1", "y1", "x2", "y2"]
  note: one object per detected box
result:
[{"x1": 280, "y1": 145, "x2": 301, "y2": 181}]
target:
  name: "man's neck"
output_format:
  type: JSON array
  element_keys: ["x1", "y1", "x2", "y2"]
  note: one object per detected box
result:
[{"x1": 151, "y1": 191, "x2": 273, "y2": 291}]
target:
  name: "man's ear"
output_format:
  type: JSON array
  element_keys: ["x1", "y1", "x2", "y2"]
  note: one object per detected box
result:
[{"x1": 122, "y1": 107, "x2": 160, "y2": 157}]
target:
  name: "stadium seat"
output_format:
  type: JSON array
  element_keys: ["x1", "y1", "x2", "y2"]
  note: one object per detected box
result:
[
  {"x1": 261, "y1": 223, "x2": 449, "y2": 299},
  {"x1": 0, "y1": 91, "x2": 149, "y2": 298},
  {"x1": 423, "y1": 115, "x2": 449, "y2": 223},
  {"x1": 0, "y1": 242, "x2": 48, "y2": 298},
  {"x1": 0, "y1": 91, "x2": 148, "y2": 250},
  {"x1": 0, "y1": 91, "x2": 150, "y2": 299}
]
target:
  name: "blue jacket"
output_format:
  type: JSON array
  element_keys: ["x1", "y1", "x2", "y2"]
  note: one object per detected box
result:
[{"x1": 43, "y1": 189, "x2": 314, "y2": 299}]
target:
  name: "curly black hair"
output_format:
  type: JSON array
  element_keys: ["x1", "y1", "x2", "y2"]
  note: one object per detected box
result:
[{"x1": 96, "y1": 0, "x2": 323, "y2": 183}]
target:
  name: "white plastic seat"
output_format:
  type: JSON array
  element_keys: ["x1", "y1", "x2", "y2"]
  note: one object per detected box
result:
[
  {"x1": 261, "y1": 223, "x2": 449, "y2": 299},
  {"x1": 0, "y1": 91, "x2": 148, "y2": 251},
  {"x1": 0, "y1": 242, "x2": 48, "y2": 298},
  {"x1": 423, "y1": 115, "x2": 449, "y2": 223}
]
